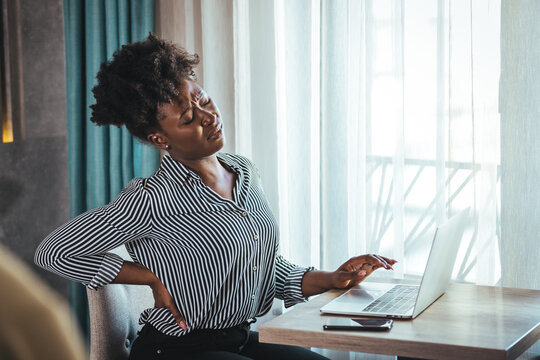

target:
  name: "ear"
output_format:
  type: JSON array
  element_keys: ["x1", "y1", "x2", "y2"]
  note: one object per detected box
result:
[{"x1": 147, "y1": 132, "x2": 168, "y2": 150}]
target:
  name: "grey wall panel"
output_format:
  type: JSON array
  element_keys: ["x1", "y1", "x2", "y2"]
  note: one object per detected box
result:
[
  {"x1": 500, "y1": 0, "x2": 540, "y2": 291},
  {"x1": 0, "y1": 0, "x2": 69, "y2": 298}
]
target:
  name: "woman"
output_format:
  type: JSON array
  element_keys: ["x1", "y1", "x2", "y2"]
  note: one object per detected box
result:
[{"x1": 35, "y1": 34, "x2": 396, "y2": 360}]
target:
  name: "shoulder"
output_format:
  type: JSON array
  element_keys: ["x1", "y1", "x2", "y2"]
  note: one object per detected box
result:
[
  {"x1": 111, "y1": 178, "x2": 145, "y2": 198},
  {"x1": 122, "y1": 177, "x2": 148, "y2": 194},
  {"x1": 128, "y1": 162, "x2": 175, "y2": 191},
  {"x1": 110, "y1": 178, "x2": 151, "y2": 206},
  {"x1": 126, "y1": 169, "x2": 191, "y2": 217}
]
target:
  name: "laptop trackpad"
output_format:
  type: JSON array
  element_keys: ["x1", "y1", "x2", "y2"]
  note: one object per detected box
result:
[{"x1": 333, "y1": 283, "x2": 394, "y2": 308}]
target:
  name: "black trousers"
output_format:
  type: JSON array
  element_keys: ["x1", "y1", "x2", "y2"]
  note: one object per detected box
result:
[{"x1": 129, "y1": 323, "x2": 330, "y2": 360}]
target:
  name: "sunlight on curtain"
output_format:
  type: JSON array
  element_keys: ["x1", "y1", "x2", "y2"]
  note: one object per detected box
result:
[
  {"x1": 171, "y1": 0, "x2": 501, "y2": 285},
  {"x1": 265, "y1": 0, "x2": 501, "y2": 286}
]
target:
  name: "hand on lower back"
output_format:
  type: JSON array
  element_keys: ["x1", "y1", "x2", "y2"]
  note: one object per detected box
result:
[{"x1": 151, "y1": 281, "x2": 187, "y2": 330}]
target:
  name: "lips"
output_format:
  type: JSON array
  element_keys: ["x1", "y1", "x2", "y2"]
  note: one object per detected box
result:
[{"x1": 207, "y1": 123, "x2": 223, "y2": 140}]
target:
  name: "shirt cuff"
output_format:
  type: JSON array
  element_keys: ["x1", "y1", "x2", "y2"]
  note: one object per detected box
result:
[
  {"x1": 87, "y1": 253, "x2": 124, "y2": 290},
  {"x1": 283, "y1": 266, "x2": 315, "y2": 308}
]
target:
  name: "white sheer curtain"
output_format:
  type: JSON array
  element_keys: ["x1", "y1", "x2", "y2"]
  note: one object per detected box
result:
[
  {"x1": 158, "y1": 0, "x2": 501, "y2": 358},
  {"x1": 159, "y1": 0, "x2": 501, "y2": 289}
]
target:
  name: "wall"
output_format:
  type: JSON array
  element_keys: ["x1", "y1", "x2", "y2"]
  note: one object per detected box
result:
[
  {"x1": 500, "y1": 0, "x2": 540, "y2": 290},
  {"x1": 0, "y1": 0, "x2": 69, "y2": 298},
  {"x1": 500, "y1": 1, "x2": 540, "y2": 356}
]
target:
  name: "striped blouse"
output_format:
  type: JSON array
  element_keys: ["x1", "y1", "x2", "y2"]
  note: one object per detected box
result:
[{"x1": 35, "y1": 153, "x2": 311, "y2": 337}]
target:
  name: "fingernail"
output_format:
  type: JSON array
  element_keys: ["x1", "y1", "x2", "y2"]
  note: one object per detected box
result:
[
  {"x1": 179, "y1": 321, "x2": 187, "y2": 330},
  {"x1": 359, "y1": 270, "x2": 367, "y2": 276}
]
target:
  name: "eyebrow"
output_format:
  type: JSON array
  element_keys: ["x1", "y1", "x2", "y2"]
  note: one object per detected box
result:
[{"x1": 179, "y1": 89, "x2": 204, "y2": 120}]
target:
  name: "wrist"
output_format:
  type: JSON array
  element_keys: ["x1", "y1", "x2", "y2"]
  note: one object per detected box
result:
[
  {"x1": 302, "y1": 270, "x2": 334, "y2": 297},
  {"x1": 326, "y1": 270, "x2": 340, "y2": 290}
]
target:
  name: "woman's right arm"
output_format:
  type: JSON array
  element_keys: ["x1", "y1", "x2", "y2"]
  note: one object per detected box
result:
[
  {"x1": 35, "y1": 178, "x2": 187, "y2": 329},
  {"x1": 112, "y1": 261, "x2": 187, "y2": 330},
  {"x1": 34, "y1": 179, "x2": 152, "y2": 290}
]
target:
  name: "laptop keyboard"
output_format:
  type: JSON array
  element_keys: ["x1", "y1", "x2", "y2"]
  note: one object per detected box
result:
[{"x1": 362, "y1": 284, "x2": 418, "y2": 314}]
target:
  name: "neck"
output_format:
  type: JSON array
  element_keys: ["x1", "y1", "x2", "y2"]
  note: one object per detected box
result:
[{"x1": 170, "y1": 154, "x2": 227, "y2": 186}]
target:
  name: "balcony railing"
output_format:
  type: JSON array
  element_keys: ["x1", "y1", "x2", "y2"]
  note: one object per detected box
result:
[{"x1": 366, "y1": 155, "x2": 500, "y2": 282}]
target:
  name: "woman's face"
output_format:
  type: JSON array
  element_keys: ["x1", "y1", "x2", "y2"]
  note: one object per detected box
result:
[{"x1": 149, "y1": 79, "x2": 224, "y2": 161}]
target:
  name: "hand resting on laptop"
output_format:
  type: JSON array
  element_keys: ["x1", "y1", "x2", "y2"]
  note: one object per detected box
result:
[{"x1": 301, "y1": 254, "x2": 397, "y2": 297}]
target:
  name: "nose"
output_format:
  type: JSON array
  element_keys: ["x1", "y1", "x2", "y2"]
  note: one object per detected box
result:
[{"x1": 199, "y1": 108, "x2": 217, "y2": 127}]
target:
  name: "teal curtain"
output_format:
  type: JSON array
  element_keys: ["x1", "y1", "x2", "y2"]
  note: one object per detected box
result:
[{"x1": 63, "y1": 0, "x2": 159, "y2": 341}]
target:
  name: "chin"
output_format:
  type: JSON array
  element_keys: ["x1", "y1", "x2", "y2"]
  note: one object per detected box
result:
[
  {"x1": 215, "y1": 134, "x2": 226, "y2": 150},
  {"x1": 205, "y1": 138, "x2": 225, "y2": 157}
]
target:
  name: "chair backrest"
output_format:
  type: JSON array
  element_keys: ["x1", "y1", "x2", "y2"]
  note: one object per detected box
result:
[{"x1": 86, "y1": 248, "x2": 153, "y2": 360}]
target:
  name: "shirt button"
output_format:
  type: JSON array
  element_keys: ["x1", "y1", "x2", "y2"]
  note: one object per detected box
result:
[
  {"x1": 253, "y1": 235, "x2": 259, "y2": 241},
  {"x1": 251, "y1": 294, "x2": 256, "y2": 300},
  {"x1": 252, "y1": 265, "x2": 257, "y2": 271},
  {"x1": 157, "y1": 349, "x2": 162, "y2": 354},
  {"x1": 242, "y1": 211, "x2": 248, "y2": 217}
]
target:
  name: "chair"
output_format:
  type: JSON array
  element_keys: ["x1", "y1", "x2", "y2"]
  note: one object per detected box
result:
[{"x1": 86, "y1": 248, "x2": 154, "y2": 360}]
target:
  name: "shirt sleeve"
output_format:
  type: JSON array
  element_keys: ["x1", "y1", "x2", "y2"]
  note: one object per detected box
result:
[
  {"x1": 274, "y1": 255, "x2": 315, "y2": 307},
  {"x1": 34, "y1": 178, "x2": 152, "y2": 290}
]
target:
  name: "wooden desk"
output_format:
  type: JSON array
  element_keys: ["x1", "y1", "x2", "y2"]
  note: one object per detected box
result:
[{"x1": 259, "y1": 283, "x2": 540, "y2": 360}]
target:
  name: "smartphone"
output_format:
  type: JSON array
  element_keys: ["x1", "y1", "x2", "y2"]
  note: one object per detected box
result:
[{"x1": 323, "y1": 318, "x2": 393, "y2": 331}]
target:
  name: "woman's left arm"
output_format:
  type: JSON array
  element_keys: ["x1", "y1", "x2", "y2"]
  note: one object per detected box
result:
[{"x1": 301, "y1": 254, "x2": 397, "y2": 297}]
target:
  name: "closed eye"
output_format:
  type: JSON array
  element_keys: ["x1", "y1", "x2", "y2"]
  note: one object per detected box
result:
[
  {"x1": 202, "y1": 97, "x2": 212, "y2": 106},
  {"x1": 181, "y1": 109, "x2": 194, "y2": 125}
]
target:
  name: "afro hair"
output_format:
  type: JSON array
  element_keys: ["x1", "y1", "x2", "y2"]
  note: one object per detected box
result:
[{"x1": 90, "y1": 33, "x2": 199, "y2": 142}]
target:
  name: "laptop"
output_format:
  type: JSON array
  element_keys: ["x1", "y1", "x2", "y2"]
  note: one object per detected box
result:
[{"x1": 320, "y1": 208, "x2": 469, "y2": 319}]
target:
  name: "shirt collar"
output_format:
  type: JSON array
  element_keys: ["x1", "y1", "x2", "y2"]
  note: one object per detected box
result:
[{"x1": 159, "y1": 153, "x2": 240, "y2": 187}]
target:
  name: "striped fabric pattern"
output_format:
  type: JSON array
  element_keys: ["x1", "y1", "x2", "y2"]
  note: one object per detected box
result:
[{"x1": 35, "y1": 154, "x2": 311, "y2": 336}]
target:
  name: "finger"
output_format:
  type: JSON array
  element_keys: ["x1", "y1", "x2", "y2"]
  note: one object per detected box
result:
[
  {"x1": 347, "y1": 270, "x2": 370, "y2": 287},
  {"x1": 361, "y1": 261, "x2": 384, "y2": 278},
  {"x1": 372, "y1": 254, "x2": 389, "y2": 267},
  {"x1": 338, "y1": 269, "x2": 367, "y2": 281},
  {"x1": 359, "y1": 262, "x2": 378, "y2": 274},
  {"x1": 338, "y1": 254, "x2": 396, "y2": 273},
  {"x1": 169, "y1": 306, "x2": 188, "y2": 330},
  {"x1": 338, "y1": 259, "x2": 358, "y2": 272},
  {"x1": 371, "y1": 254, "x2": 393, "y2": 269},
  {"x1": 357, "y1": 255, "x2": 384, "y2": 270},
  {"x1": 334, "y1": 269, "x2": 367, "y2": 288},
  {"x1": 378, "y1": 255, "x2": 398, "y2": 266}
]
